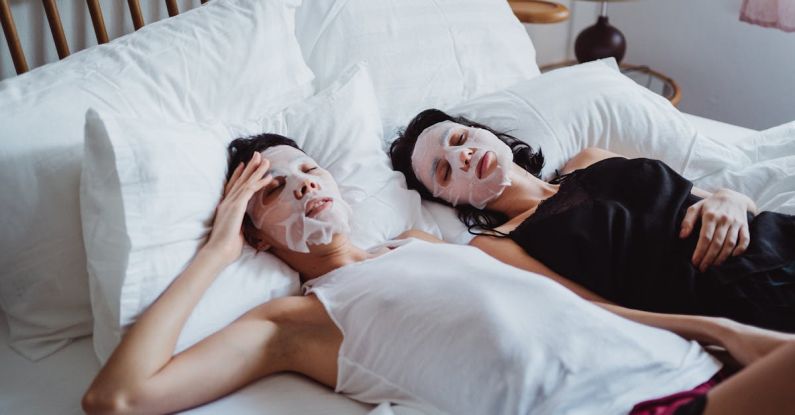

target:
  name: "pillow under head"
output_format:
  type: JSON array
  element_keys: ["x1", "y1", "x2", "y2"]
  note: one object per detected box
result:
[
  {"x1": 82, "y1": 63, "x2": 437, "y2": 363},
  {"x1": 0, "y1": 0, "x2": 314, "y2": 361},
  {"x1": 295, "y1": 0, "x2": 540, "y2": 143},
  {"x1": 419, "y1": 59, "x2": 700, "y2": 242}
]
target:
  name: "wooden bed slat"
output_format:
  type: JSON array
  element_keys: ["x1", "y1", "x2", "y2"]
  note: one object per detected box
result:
[
  {"x1": 42, "y1": 0, "x2": 70, "y2": 59},
  {"x1": 166, "y1": 0, "x2": 179, "y2": 17},
  {"x1": 0, "y1": 0, "x2": 29, "y2": 74},
  {"x1": 86, "y1": 0, "x2": 109, "y2": 44},
  {"x1": 128, "y1": 0, "x2": 145, "y2": 30}
]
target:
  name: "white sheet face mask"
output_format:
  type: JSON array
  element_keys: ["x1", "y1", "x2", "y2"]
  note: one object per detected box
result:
[
  {"x1": 246, "y1": 145, "x2": 351, "y2": 253},
  {"x1": 411, "y1": 121, "x2": 513, "y2": 209}
]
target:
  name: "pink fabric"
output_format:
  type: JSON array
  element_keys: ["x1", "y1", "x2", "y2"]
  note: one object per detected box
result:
[
  {"x1": 629, "y1": 369, "x2": 731, "y2": 415},
  {"x1": 740, "y1": 0, "x2": 795, "y2": 32}
]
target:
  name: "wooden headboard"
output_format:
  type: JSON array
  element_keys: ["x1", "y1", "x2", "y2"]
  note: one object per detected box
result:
[{"x1": 0, "y1": 0, "x2": 209, "y2": 76}]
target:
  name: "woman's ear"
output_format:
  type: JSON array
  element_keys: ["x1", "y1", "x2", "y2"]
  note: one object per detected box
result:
[{"x1": 244, "y1": 219, "x2": 272, "y2": 252}]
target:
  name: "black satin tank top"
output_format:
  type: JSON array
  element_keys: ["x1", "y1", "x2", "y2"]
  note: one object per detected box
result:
[{"x1": 508, "y1": 157, "x2": 795, "y2": 331}]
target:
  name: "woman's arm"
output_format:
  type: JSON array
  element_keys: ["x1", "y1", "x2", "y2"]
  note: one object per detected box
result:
[
  {"x1": 594, "y1": 302, "x2": 795, "y2": 367},
  {"x1": 564, "y1": 147, "x2": 759, "y2": 271},
  {"x1": 470, "y1": 235, "x2": 611, "y2": 303},
  {"x1": 83, "y1": 153, "x2": 287, "y2": 414},
  {"x1": 680, "y1": 188, "x2": 757, "y2": 271}
]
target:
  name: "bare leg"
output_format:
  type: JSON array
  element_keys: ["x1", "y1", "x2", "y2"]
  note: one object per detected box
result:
[{"x1": 704, "y1": 340, "x2": 795, "y2": 415}]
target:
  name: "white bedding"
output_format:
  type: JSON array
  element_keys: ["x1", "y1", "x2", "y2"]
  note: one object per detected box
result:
[
  {"x1": 685, "y1": 119, "x2": 795, "y2": 215},
  {"x1": 0, "y1": 115, "x2": 763, "y2": 415},
  {"x1": 0, "y1": 308, "x2": 372, "y2": 414}
]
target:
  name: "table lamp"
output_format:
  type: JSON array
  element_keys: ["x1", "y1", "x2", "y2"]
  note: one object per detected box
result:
[{"x1": 573, "y1": 0, "x2": 636, "y2": 64}]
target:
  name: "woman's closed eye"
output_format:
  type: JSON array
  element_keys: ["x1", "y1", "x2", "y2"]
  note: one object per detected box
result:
[
  {"x1": 450, "y1": 131, "x2": 467, "y2": 146},
  {"x1": 436, "y1": 160, "x2": 451, "y2": 186},
  {"x1": 265, "y1": 177, "x2": 285, "y2": 196},
  {"x1": 301, "y1": 163, "x2": 319, "y2": 174}
]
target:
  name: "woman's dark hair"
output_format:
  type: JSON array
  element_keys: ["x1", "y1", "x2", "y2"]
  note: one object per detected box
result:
[
  {"x1": 227, "y1": 133, "x2": 303, "y2": 249},
  {"x1": 389, "y1": 108, "x2": 544, "y2": 234}
]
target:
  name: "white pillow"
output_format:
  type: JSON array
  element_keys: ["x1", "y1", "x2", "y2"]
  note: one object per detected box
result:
[
  {"x1": 429, "y1": 59, "x2": 700, "y2": 242},
  {"x1": 0, "y1": 0, "x2": 314, "y2": 360},
  {"x1": 82, "y1": 111, "x2": 300, "y2": 364},
  {"x1": 82, "y1": 63, "x2": 436, "y2": 363},
  {"x1": 231, "y1": 63, "x2": 439, "y2": 249},
  {"x1": 295, "y1": 0, "x2": 540, "y2": 142}
]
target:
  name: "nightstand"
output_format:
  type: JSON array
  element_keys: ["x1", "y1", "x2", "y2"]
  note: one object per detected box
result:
[
  {"x1": 508, "y1": 0, "x2": 570, "y2": 24},
  {"x1": 541, "y1": 60, "x2": 682, "y2": 107}
]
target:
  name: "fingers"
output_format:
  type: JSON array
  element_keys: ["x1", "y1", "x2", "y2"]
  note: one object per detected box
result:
[
  {"x1": 227, "y1": 153, "x2": 269, "y2": 195},
  {"x1": 680, "y1": 202, "x2": 702, "y2": 238},
  {"x1": 697, "y1": 221, "x2": 729, "y2": 272},
  {"x1": 732, "y1": 225, "x2": 751, "y2": 257},
  {"x1": 715, "y1": 223, "x2": 741, "y2": 266},
  {"x1": 224, "y1": 162, "x2": 244, "y2": 196},
  {"x1": 691, "y1": 217, "x2": 715, "y2": 268}
]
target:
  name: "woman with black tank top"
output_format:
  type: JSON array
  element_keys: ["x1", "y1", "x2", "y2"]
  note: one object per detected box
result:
[{"x1": 390, "y1": 109, "x2": 795, "y2": 333}]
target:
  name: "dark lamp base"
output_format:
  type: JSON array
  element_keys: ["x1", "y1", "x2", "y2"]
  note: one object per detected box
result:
[{"x1": 574, "y1": 16, "x2": 626, "y2": 64}]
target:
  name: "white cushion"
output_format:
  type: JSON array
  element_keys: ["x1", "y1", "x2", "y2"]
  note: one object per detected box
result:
[
  {"x1": 451, "y1": 59, "x2": 699, "y2": 180},
  {"x1": 295, "y1": 0, "x2": 540, "y2": 142},
  {"x1": 232, "y1": 63, "x2": 439, "y2": 249},
  {"x1": 82, "y1": 62, "x2": 435, "y2": 363},
  {"x1": 429, "y1": 59, "x2": 700, "y2": 242},
  {"x1": 82, "y1": 111, "x2": 301, "y2": 363},
  {"x1": 0, "y1": 0, "x2": 314, "y2": 360}
]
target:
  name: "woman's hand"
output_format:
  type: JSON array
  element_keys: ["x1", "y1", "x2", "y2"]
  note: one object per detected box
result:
[
  {"x1": 717, "y1": 319, "x2": 795, "y2": 367},
  {"x1": 203, "y1": 152, "x2": 272, "y2": 266},
  {"x1": 680, "y1": 188, "x2": 756, "y2": 272}
]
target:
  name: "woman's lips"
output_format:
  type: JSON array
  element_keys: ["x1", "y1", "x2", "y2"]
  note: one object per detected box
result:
[
  {"x1": 306, "y1": 197, "x2": 333, "y2": 218},
  {"x1": 477, "y1": 151, "x2": 495, "y2": 179}
]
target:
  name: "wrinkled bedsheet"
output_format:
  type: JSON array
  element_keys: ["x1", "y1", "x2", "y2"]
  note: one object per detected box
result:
[{"x1": 684, "y1": 121, "x2": 795, "y2": 214}]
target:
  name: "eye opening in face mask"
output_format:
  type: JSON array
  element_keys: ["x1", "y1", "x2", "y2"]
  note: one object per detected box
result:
[
  {"x1": 301, "y1": 164, "x2": 319, "y2": 174},
  {"x1": 450, "y1": 130, "x2": 468, "y2": 146},
  {"x1": 265, "y1": 176, "x2": 286, "y2": 197},
  {"x1": 435, "y1": 159, "x2": 451, "y2": 187}
]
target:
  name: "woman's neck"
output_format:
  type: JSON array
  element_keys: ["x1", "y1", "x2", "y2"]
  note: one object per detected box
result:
[
  {"x1": 274, "y1": 234, "x2": 373, "y2": 282},
  {"x1": 487, "y1": 164, "x2": 558, "y2": 219}
]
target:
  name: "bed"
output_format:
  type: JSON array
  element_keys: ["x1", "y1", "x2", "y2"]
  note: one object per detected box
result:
[
  {"x1": 1, "y1": 0, "x2": 792, "y2": 414},
  {"x1": 0, "y1": 114, "x2": 761, "y2": 415}
]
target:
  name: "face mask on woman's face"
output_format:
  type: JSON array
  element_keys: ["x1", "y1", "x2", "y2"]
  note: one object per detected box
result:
[
  {"x1": 411, "y1": 121, "x2": 513, "y2": 208},
  {"x1": 246, "y1": 145, "x2": 351, "y2": 253}
]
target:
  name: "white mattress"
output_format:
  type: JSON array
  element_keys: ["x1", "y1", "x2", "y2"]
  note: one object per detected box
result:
[{"x1": 0, "y1": 115, "x2": 757, "y2": 415}]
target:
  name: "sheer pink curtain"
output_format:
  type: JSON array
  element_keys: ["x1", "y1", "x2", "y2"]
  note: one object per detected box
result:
[{"x1": 740, "y1": 0, "x2": 795, "y2": 32}]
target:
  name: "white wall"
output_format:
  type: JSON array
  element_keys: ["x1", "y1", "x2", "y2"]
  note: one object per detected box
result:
[
  {"x1": 526, "y1": 0, "x2": 795, "y2": 130},
  {"x1": 0, "y1": 0, "x2": 200, "y2": 81},
  {"x1": 3, "y1": 0, "x2": 794, "y2": 129}
]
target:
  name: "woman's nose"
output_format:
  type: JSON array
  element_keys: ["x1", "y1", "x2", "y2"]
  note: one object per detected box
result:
[
  {"x1": 458, "y1": 148, "x2": 474, "y2": 171},
  {"x1": 294, "y1": 178, "x2": 320, "y2": 199}
]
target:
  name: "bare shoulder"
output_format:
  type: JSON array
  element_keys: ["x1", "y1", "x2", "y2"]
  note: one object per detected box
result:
[
  {"x1": 561, "y1": 147, "x2": 624, "y2": 175},
  {"x1": 470, "y1": 234, "x2": 516, "y2": 252}
]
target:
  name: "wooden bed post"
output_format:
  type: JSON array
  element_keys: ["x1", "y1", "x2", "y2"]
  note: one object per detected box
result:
[
  {"x1": 42, "y1": 0, "x2": 70, "y2": 59},
  {"x1": 127, "y1": 0, "x2": 145, "y2": 30},
  {"x1": 166, "y1": 0, "x2": 179, "y2": 17},
  {"x1": 86, "y1": 0, "x2": 109, "y2": 44},
  {"x1": 0, "y1": 0, "x2": 28, "y2": 74}
]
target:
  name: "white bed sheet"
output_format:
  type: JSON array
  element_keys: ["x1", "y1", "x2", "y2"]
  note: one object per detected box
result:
[
  {"x1": 0, "y1": 309, "x2": 372, "y2": 414},
  {"x1": 0, "y1": 114, "x2": 760, "y2": 415}
]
